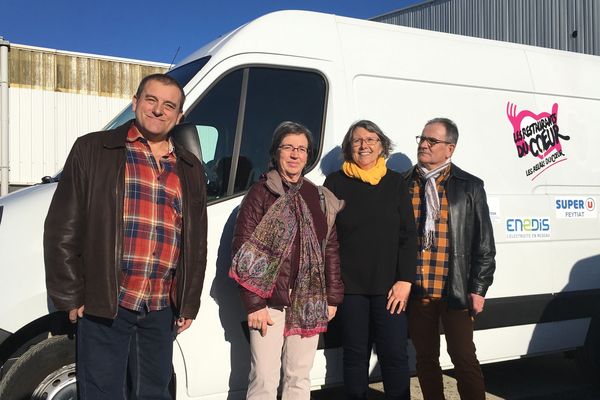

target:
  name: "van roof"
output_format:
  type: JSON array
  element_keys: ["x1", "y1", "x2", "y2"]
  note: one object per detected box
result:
[{"x1": 177, "y1": 10, "x2": 600, "y2": 100}]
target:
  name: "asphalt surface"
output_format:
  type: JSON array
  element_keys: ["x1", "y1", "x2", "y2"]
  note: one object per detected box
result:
[{"x1": 311, "y1": 352, "x2": 600, "y2": 399}]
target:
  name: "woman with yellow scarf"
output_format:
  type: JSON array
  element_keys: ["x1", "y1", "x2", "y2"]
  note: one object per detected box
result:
[{"x1": 324, "y1": 120, "x2": 417, "y2": 400}]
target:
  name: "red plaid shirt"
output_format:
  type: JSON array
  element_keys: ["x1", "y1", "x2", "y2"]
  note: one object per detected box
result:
[
  {"x1": 119, "y1": 124, "x2": 183, "y2": 312},
  {"x1": 411, "y1": 166, "x2": 451, "y2": 299}
]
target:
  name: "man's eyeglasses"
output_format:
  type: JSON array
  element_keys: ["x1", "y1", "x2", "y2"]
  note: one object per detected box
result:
[
  {"x1": 279, "y1": 144, "x2": 308, "y2": 155},
  {"x1": 415, "y1": 135, "x2": 452, "y2": 147},
  {"x1": 352, "y1": 137, "x2": 380, "y2": 147}
]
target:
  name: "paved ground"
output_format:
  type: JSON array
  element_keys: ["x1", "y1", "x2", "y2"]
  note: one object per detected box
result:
[{"x1": 311, "y1": 352, "x2": 600, "y2": 399}]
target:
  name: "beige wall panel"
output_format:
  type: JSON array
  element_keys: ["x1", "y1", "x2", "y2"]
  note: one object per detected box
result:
[
  {"x1": 9, "y1": 87, "x2": 130, "y2": 184},
  {"x1": 6, "y1": 44, "x2": 168, "y2": 185}
]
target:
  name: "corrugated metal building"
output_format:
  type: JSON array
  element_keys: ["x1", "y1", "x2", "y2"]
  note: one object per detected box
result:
[
  {"x1": 372, "y1": 0, "x2": 600, "y2": 56},
  {"x1": 1, "y1": 43, "x2": 168, "y2": 187}
]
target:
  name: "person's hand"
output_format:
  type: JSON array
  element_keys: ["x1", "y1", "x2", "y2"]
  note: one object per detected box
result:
[
  {"x1": 248, "y1": 308, "x2": 274, "y2": 337},
  {"x1": 327, "y1": 305, "x2": 337, "y2": 321},
  {"x1": 469, "y1": 293, "x2": 485, "y2": 317},
  {"x1": 68, "y1": 306, "x2": 85, "y2": 323},
  {"x1": 386, "y1": 281, "x2": 412, "y2": 314},
  {"x1": 175, "y1": 317, "x2": 193, "y2": 334}
]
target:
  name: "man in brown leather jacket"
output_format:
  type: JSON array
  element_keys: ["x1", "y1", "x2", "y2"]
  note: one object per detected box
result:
[
  {"x1": 404, "y1": 117, "x2": 496, "y2": 400},
  {"x1": 44, "y1": 74, "x2": 207, "y2": 399}
]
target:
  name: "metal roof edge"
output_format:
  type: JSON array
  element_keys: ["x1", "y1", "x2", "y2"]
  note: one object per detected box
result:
[
  {"x1": 369, "y1": 0, "x2": 437, "y2": 21},
  {"x1": 10, "y1": 43, "x2": 170, "y2": 67}
]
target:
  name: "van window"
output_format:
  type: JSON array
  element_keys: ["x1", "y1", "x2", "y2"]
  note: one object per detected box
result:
[
  {"x1": 184, "y1": 70, "x2": 244, "y2": 200},
  {"x1": 184, "y1": 66, "x2": 327, "y2": 203},
  {"x1": 239, "y1": 68, "x2": 326, "y2": 191},
  {"x1": 168, "y1": 57, "x2": 212, "y2": 88},
  {"x1": 196, "y1": 126, "x2": 219, "y2": 163}
]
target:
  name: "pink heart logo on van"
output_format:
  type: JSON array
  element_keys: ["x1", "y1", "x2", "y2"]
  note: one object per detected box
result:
[{"x1": 506, "y1": 102, "x2": 569, "y2": 160}]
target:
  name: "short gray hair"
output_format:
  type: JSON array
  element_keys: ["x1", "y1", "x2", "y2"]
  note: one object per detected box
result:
[
  {"x1": 425, "y1": 117, "x2": 459, "y2": 144},
  {"x1": 341, "y1": 120, "x2": 393, "y2": 162}
]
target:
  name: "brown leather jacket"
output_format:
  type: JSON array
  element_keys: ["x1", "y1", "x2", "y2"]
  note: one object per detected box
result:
[
  {"x1": 44, "y1": 121, "x2": 208, "y2": 320},
  {"x1": 232, "y1": 170, "x2": 344, "y2": 313}
]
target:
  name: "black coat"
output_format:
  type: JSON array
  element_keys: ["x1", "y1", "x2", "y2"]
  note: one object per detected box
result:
[
  {"x1": 403, "y1": 164, "x2": 496, "y2": 309},
  {"x1": 324, "y1": 170, "x2": 417, "y2": 294}
]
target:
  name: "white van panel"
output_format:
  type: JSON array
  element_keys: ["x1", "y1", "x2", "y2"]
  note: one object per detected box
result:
[{"x1": 1, "y1": 10, "x2": 600, "y2": 399}]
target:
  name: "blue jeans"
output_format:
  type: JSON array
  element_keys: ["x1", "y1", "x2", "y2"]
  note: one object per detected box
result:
[
  {"x1": 339, "y1": 294, "x2": 410, "y2": 400},
  {"x1": 76, "y1": 306, "x2": 175, "y2": 399}
]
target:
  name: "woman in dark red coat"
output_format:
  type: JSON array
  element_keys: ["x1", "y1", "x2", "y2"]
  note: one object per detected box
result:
[{"x1": 230, "y1": 121, "x2": 344, "y2": 399}]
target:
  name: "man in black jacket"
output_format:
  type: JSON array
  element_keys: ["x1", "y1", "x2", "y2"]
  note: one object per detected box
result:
[
  {"x1": 404, "y1": 117, "x2": 496, "y2": 400},
  {"x1": 44, "y1": 74, "x2": 207, "y2": 399}
]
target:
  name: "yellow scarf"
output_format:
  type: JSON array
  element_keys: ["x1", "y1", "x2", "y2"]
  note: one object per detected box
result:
[{"x1": 342, "y1": 157, "x2": 387, "y2": 185}]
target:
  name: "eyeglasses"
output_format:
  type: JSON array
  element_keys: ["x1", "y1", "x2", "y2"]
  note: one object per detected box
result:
[
  {"x1": 279, "y1": 144, "x2": 308, "y2": 155},
  {"x1": 351, "y1": 137, "x2": 380, "y2": 147},
  {"x1": 415, "y1": 135, "x2": 452, "y2": 147}
]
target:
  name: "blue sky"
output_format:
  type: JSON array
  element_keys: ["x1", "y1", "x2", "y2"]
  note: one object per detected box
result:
[{"x1": 1, "y1": 0, "x2": 421, "y2": 64}]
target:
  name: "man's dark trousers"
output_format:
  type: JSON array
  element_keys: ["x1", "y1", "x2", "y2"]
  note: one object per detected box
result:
[
  {"x1": 76, "y1": 306, "x2": 174, "y2": 399},
  {"x1": 408, "y1": 298, "x2": 485, "y2": 400}
]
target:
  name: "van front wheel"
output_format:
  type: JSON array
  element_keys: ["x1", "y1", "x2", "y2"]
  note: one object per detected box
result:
[{"x1": 0, "y1": 335, "x2": 76, "y2": 400}]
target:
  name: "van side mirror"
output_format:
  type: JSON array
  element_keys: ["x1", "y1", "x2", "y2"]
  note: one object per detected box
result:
[
  {"x1": 170, "y1": 123, "x2": 203, "y2": 163},
  {"x1": 41, "y1": 176, "x2": 57, "y2": 184},
  {"x1": 170, "y1": 123, "x2": 219, "y2": 195}
]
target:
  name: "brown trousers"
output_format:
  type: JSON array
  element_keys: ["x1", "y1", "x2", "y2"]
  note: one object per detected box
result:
[{"x1": 408, "y1": 298, "x2": 485, "y2": 400}]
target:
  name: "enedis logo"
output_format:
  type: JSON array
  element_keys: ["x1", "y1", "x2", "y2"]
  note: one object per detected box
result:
[
  {"x1": 506, "y1": 218, "x2": 550, "y2": 232},
  {"x1": 505, "y1": 217, "x2": 551, "y2": 240}
]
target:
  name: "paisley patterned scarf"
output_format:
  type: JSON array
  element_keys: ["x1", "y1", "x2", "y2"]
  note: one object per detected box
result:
[{"x1": 229, "y1": 181, "x2": 328, "y2": 337}]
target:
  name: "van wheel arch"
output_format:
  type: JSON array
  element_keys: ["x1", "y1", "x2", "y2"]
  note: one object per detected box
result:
[
  {"x1": 0, "y1": 313, "x2": 177, "y2": 398},
  {"x1": 0, "y1": 312, "x2": 73, "y2": 369},
  {"x1": 0, "y1": 334, "x2": 76, "y2": 399}
]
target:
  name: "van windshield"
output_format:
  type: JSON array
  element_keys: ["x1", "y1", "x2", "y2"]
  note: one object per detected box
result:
[{"x1": 104, "y1": 56, "x2": 211, "y2": 130}]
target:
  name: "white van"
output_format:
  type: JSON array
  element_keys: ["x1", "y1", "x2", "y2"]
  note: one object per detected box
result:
[{"x1": 1, "y1": 10, "x2": 599, "y2": 399}]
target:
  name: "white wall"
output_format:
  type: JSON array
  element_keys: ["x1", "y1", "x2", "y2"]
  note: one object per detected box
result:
[{"x1": 8, "y1": 87, "x2": 130, "y2": 184}]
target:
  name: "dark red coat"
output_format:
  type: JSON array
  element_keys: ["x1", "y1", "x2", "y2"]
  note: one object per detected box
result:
[{"x1": 232, "y1": 171, "x2": 344, "y2": 313}]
